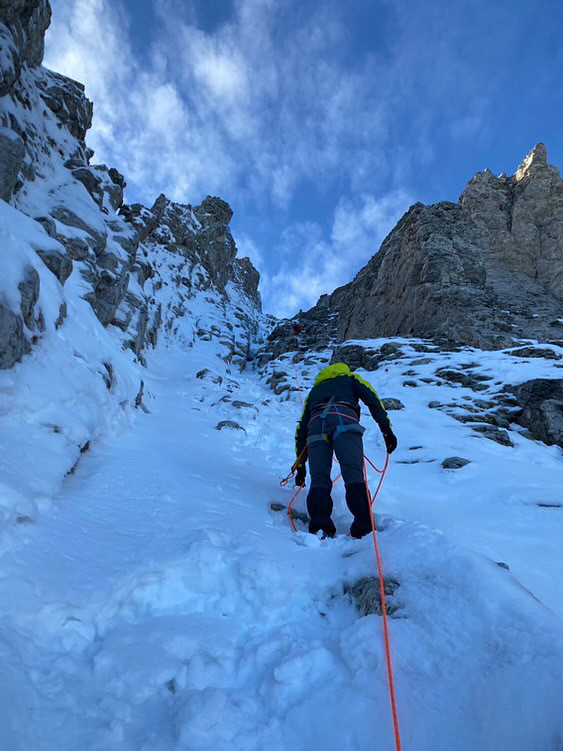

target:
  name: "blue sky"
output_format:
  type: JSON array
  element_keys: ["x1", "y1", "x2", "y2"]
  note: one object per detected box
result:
[{"x1": 44, "y1": 0, "x2": 563, "y2": 317}]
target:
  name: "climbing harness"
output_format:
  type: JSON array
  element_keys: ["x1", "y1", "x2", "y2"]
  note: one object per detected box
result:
[{"x1": 306, "y1": 398, "x2": 365, "y2": 446}]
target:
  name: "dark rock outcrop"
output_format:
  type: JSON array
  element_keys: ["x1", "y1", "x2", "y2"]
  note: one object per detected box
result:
[
  {"x1": 18, "y1": 265, "x2": 39, "y2": 330},
  {"x1": 0, "y1": 0, "x2": 51, "y2": 95},
  {"x1": 37, "y1": 70, "x2": 93, "y2": 142},
  {"x1": 0, "y1": 127, "x2": 25, "y2": 199},
  {"x1": 344, "y1": 576, "x2": 400, "y2": 617},
  {"x1": 36, "y1": 248, "x2": 72, "y2": 284},
  {"x1": 441, "y1": 457, "x2": 471, "y2": 469},
  {"x1": 0, "y1": 302, "x2": 29, "y2": 367},
  {"x1": 509, "y1": 379, "x2": 563, "y2": 448}
]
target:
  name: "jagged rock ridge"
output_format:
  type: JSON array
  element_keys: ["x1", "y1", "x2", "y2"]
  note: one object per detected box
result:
[{"x1": 268, "y1": 143, "x2": 563, "y2": 357}]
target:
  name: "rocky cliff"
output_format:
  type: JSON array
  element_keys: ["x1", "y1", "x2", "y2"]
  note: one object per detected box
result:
[
  {"x1": 0, "y1": 0, "x2": 264, "y2": 375},
  {"x1": 0, "y1": 0, "x2": 267, "y2": 532},
  {"x1": 267, "y1": 144, "x2": 563, "y2": 358}
]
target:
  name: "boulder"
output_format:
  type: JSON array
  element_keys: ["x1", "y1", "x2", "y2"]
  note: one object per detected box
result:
[
  {"x1": 508, "y1": 347, "x2": 561, "y2": 360},
  {"x1": 196, "y1": 368, "x2": 223, "y2": 385},
  {"x1": 34, "y1": 215, "x2": 57, "y2": 237},
  {"x1": 382, "y1": 398, "x2": 405, "y2": 411},
  {"x1": 0, "y1": 302, "x2": 29, "y2": 368},
  {"x1": 51, "y1": 206, "x2": 106, "y2": 255},
  {"x1": 0, "y1": 128, "x2": 25, "y2": 201},
  {"x1": 329, "y1": 344, "x2": 371, "y2": 370},
  {"x1": 216, "y1": 420, "x2": 246, "y2": 433},
  {"x1": 510, "y1": 379, "x2": 563, "y2": 448},
  {"x1": 17, "y1": 266, "x2": 39, "y2": 329},
  {"x1": 72, "y1": 167, "x2": 103, "y2": 206},
  {"x1": 344, "y1": 576, "x2": 400, "y2": 617},
  {"x1": 36, "y1": 249, "x2": 72, "y2": 284},
  {"x1": 85, "y1": 269, "x2": 130, "y2": 327},
  {"x1": 472, "y1": 424, "x2": 513, "y2": 447},
  {"x1": 441, "y1": 457, "x2": 471, "y2": 470},
  {"x1": 58, "y1": 235, "x2": 90, "y2": 261}
]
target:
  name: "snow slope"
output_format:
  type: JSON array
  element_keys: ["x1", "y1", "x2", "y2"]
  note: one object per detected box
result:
[{"x1": 1, "y1": 333, "x2": 563, "y2": 751}]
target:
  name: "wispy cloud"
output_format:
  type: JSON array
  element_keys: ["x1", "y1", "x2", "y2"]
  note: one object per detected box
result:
[{"x1": 45, "y1": 0, "x2": 398, "y2": 208}]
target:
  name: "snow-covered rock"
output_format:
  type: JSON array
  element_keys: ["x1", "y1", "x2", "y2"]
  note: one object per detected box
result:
[{"x1": 0, "y1": 0, "x2": 266, "y2": 541}]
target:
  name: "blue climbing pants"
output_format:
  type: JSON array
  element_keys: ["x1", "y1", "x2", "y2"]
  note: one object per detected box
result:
[{"x1": 306, "y1": 403, "x2": 372, "y2": 537}]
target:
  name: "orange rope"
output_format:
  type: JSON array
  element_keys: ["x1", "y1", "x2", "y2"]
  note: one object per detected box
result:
[
  {"x1": 288, "y1": 485, "x2": 305, "y2": 532},
  {"x1": 364, "y1": 454, "x2": 385, "y2": 475},
  {"x1": 364, "y1": 454, "x2": 402, "y2": 751},
  {"x1": 287, "y1": 453, "x2": 401, "y2": 747}
]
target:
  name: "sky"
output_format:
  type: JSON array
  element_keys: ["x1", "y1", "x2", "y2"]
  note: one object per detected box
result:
[{"x1": 43, "y1": 0, "x2": 563, "y2": 318}]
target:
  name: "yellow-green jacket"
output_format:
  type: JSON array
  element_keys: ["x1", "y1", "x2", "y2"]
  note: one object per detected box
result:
[{"x1": 295, "y1": 363, "x2": 392, "y2": 458}]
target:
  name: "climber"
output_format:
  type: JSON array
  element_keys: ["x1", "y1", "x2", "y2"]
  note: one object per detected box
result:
[{"x1": 294, "y1": 363, "x2": 397, "y2": 539}]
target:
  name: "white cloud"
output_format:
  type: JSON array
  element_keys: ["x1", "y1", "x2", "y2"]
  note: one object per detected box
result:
[
  {"x1": 233, "y1": 231, "x2": 264, "y2": 270},
  {"x1": 45, "y1": 0, "x2": 477, "y2": 213},
  {"x1": 45, "y1": 0, "x2": 238, "y2": 204},
  {"x1": 191, "y1": 36, "x2": 248, "y2": 103}
]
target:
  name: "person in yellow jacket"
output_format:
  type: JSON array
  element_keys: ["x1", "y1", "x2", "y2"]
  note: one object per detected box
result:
[{"x1": 295, "y1": 363, "x2": 397, "y2": 538}]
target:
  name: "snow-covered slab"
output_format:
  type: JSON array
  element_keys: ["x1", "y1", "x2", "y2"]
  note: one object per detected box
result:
[{"x1": 0, "y1": 341, "x2": 562, "y2": 750}]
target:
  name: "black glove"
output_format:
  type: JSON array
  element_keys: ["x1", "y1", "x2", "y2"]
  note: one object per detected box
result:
[
  {"x1": 383, "y1": 430, "x2": 398, "y2": 454},
  {"x1": 295, "y1": 464, "x2": 306, "y2": 486}
]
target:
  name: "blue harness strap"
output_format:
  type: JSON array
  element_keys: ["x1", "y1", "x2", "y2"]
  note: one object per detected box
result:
[{"x1": 334, "y1": 422, "x2": 365, "y2": 439}]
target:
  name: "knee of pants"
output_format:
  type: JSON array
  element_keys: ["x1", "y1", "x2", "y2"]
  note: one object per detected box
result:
[
  {"x1": 333, "y1": 432, "x2": 365, "y2": 485},
  {"x1": 307, "y1": 440, "x2": 333, "y2": 491}
]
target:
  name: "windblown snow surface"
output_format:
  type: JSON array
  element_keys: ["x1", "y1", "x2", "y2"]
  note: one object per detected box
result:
[{"x1": 2, "y1": 329, "x2": 563, "y2": 751}]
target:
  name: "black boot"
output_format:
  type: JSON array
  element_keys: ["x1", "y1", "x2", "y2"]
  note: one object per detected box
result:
[
  {"x1": 345, "y1": 483, "x2": 372, "y2": 538},
  {"x1": 306, "y1": 487, "x2": 336, "y2": 538}
]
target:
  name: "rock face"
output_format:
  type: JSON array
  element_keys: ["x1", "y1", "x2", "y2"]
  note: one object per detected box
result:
[
  {"x1": 0, "y1": 0, "x2": 51, "y2": 96},
  {"x1": 509, "y1": 379, "x2": 563, "y2": 447},
  {"x1": 0, "y1": 302, "x2": 29, "y2": 367},
  {"x1": 275, "y1": 143, "x2": 563, "y2": 354},
  {"x1": 37, "y1": 69, "x2": 93, "y2": 141},
  {"x1": 0, "y1": 127, "x2": 25, "y2": 199}
]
